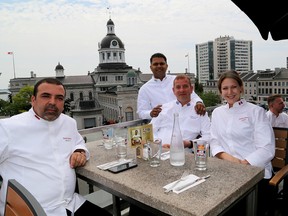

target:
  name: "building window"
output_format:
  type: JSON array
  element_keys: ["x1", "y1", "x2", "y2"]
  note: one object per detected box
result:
[
  {"x1": 100, "y1": 76, "x2": 108, "y2": 82},
  {"x1": 84, "y1": 118, "x2": 96, "y2": 129},
  {"x1": 115, "y1": 76, "x2": 123, "y2": 81},
  {"x1": 70, "y1": 92, "x2": 74, "y2": 101},
  {"x1": 100, "y1": 87, "x2": 108, "y2": 91},
  {"x1": 125, "y1": 107, "x2": 134, "y2": 121},
  {"x1": 89, "y1": 92, "x2": 92, "y2": 100},
  {"x1": 80, "y1": 92, "x2": 83, "y2": 101}
]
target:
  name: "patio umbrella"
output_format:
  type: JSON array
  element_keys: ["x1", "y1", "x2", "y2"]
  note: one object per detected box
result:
[{"x1": 231, "y1": 0, "x2": 288, "y2": 41}]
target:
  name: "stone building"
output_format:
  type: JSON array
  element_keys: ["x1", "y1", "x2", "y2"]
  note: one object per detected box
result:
[
  {"x1": 204, "y1": 67, "x2": 288, "y2": 106},
  {"x1": 8, "y1": 18, "x2": 146, "y2": 129},
  {"x1": 91, "y1": 18, "x2": 144, "y2": 123}
]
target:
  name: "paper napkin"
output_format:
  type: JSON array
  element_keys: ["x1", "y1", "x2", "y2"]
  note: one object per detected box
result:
[
  {"x1": 161, "y1": 151, "x2": 170, "y2": 160},
  {"x1": 163, "y1": 174, "x2": 205, "y2": 194}
]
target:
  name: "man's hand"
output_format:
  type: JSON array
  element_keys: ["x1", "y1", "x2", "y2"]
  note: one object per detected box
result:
[
  {"x1": 162, "y1": 144, "x2": 170, "y2": 149},
  {"x1": 195, "y1": 102, "x2": 206, "y2": 116},
  {"x1": 70, "y1": 151, "x2": 87, "y2": 168},
  {"x1": 150, "y1": 105, "x2": 162, "y2": 118}
]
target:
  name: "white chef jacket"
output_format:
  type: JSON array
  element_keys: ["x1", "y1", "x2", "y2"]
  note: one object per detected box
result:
[
  {"x1": 0, "y1": 108, "x2": 90, "y2": 216},
  {"x1": 266, "y1": 110, "x2": 288, "y2": 128},
  {"x1": 150, "y1": 100, "x2": 211, "y2": 145},
  {"x1": 137, "y1": 74, "x2": 202, "y2": 119},
  {"x1": 210, "y1": 99, "x2": 275, "y2": 179}
]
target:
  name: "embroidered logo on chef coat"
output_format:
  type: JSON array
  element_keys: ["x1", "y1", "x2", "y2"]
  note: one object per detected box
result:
[
  {"x1": 63, "y1": 137, "x2": 72, "y2": 142},
  {"x1": 239, "y1": 117, "x2": 249, "y2": 121}
]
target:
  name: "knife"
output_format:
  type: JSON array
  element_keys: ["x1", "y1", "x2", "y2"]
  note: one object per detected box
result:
[{"x1": 173, "y1": 175, "x2": 210, "y2": 191}]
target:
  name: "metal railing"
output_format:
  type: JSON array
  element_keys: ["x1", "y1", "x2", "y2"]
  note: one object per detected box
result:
[{"x1": 78, "y1": 119, "x2": 151, "y2": 142}]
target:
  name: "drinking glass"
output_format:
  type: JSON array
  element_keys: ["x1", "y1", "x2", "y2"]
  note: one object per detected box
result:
[
  {"x1": 193, "y1": 139, "x2": 209, "y2": 171},
  {"x1": 149, "y1": 138, "x2": 162, "y2": 167}
]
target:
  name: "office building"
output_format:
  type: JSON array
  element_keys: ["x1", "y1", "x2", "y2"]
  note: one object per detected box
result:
[{"x1": 196, "y1": 36, "x2": 253, "y2": 85}]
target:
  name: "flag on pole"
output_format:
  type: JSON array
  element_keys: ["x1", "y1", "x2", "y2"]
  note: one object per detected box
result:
[{"x1": 7, "y1": 52, "x2": 13, "y2": 55}]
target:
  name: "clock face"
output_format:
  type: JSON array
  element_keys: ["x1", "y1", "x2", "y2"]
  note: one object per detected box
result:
[{"x1": 112, "y1": 41, "x2": 118, "y2": 46}]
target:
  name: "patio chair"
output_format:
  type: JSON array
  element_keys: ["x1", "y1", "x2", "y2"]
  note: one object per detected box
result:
[
  {"x1": 269, "y1": 127, "x2": 288, "y2": 214},
  {"x1": 4, "y1": 179, "x2": 46, "y2": 216}
]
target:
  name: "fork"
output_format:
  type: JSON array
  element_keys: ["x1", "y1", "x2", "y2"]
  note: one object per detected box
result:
[
  {"x1": 164, "y1": 171, "x2": 189, "y2": 194},
  {"x1": 173, "y1": 174, "x2": 211, "y2": 191}
]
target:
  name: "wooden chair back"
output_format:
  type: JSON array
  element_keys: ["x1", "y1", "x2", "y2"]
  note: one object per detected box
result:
[
  {"x1": 272, "y1": 127, "x2": 288, "y2": 171},
  {"x1": 268, "y1": 127, "x2": 288, "y2": 215},
  {"x1": 4, "y1": 179, "x2": 47, "y2": 216}
]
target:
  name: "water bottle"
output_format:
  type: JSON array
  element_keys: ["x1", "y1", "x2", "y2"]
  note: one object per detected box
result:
[{"x1": 170, "y1": 112, "x2": 185, "y2": 166}]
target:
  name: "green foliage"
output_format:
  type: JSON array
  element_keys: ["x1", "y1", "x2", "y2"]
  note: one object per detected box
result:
[
  {"x1": 199, "y1": 91, "x2": 221, "y2": 107},
  {"x1": 194, "y1": 76, "x2": 220, "y2": 107},
  {"x1": 0, "y1": 99, "x2": 10, "y2": 116},
  {"x1": 194, "y1": 77, "x2": 203, "y2": 93},
  {"x1": 6, "y1": 86, "x2": 34, "y2": 116},
  {"x1": 63, "y1": 98, "x2": 71, "y2": 114}
]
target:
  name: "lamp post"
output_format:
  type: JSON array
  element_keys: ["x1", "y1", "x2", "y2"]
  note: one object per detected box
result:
[{"x1": 118, "y1": 105, "x2": 123, "y2": 123}]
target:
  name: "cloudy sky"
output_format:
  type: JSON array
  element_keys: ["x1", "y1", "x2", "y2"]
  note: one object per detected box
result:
[{"x1": 1, "y1": 0, "x2": 287, "y2": 89}]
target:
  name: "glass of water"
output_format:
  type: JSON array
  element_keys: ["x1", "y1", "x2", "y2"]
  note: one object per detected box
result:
[
  {"x1": 149, "y1": 138, "x2": 162, "y2": 167},
  {"x1": 116, "y1": 137, "x2": 127, "y2": 160}
]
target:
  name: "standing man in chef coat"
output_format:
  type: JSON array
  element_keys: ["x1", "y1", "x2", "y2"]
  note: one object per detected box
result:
[{"x1": 137, "y1": 52, "x2": 206, "y2": 120}]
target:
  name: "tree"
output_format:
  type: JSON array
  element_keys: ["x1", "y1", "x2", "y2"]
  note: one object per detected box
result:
[
  {"x1": 0, "y1": 99, "x2": 10, "y2": 116},
  {"x1": 7, "y1": 86, "x2": 33, "y2": 116},
  {"x1": 194, "y1": 77, "x2": 203, "y2": 94},
  {"x1": 63, "y1": 98, "x2": 71, "y2": 115},
  {"x1": 199, "y1": 91, "x2": 221, "y2": 107}
]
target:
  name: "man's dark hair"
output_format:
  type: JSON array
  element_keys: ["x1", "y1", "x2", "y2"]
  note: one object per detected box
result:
[
  {"x1": 150, "y1": 53, "x2": 167, "y2": 64},
  {"x1": 33, "y1": 78, "x2": 66, "y2": 97},
  {"x1": 267, "y1": 94, "x2": 282, "y2": 106}
]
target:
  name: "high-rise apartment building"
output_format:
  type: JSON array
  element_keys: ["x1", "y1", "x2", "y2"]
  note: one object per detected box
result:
[{"x1": 196, "y1": 36, "x2": 253, "y2": 85}]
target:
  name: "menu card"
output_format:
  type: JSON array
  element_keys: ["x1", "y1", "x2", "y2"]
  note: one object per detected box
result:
[{"x1": 128, "y1": 124, "x2": 153, "y2": 159}]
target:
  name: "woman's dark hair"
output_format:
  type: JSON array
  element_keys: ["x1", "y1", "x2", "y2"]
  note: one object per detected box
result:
[{"x1": 217, "y1": 70, "x2": 243, "y2": 93}]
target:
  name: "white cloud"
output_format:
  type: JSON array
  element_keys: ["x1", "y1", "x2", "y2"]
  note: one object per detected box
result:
[{"x1": 0, "y1": 0, "x2": 287, "y2": 89}]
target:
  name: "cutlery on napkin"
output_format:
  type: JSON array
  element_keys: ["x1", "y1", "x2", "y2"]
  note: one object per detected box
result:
[
  {"x1": 163, "y1": 174, "x2": 209, "y2": 194},
  {"x1": 97, "y1": 159, "x2": 133, "y2": 170},
  {"x1": 173, "y1": 175, "x2": 210, "y2": 192}
]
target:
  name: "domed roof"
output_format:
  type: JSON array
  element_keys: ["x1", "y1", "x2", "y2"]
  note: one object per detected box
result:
[
  {"x1": 127, "y1": 69, "x2": 136, "y2": 77},
  {"x1": 55, "y1": 62, "x2": 64, "y2": 70},
  {"x1": 107, "y1": 19, "x2": 114, "y2": 25},
  {"x1": 100, "y1": 35, "x2": 124, "y2": 49},
  {"x1": 99, "y1": 18, "x2": 125, "y2": 49}
]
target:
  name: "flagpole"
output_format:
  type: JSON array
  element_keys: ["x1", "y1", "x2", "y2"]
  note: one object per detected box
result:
[
  {"x1": 12, "y1": 53, "x2": 16, "y2": 79},
  {"x1": 8, "y1": 52, "x2": 16, "y2": 78},
  {"x1": 185, "y1": 53, "x2": 190, "y2": 73}
]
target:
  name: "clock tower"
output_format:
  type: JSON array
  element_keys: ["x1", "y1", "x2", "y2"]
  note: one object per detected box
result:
[
  {"x1": 91, "y1": 18, "x2": 142, "y2": 123},
  {"x1": 97, "y1": 19, "x2": 127, "y2": 68}
]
